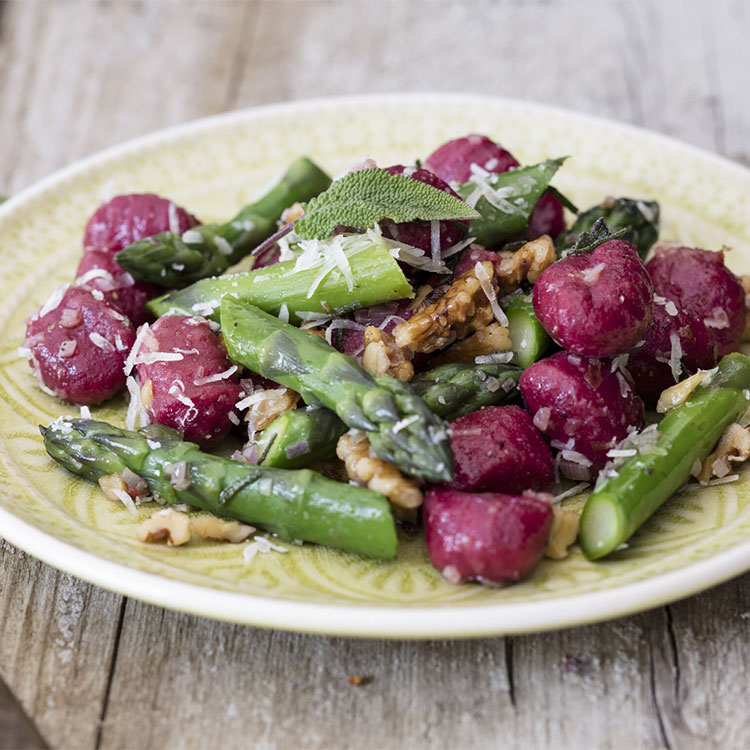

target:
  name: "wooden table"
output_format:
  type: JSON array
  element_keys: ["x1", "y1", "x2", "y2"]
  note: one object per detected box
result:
[{"x1": 1, "y1": 1, "x2": 749, "y2": 747}]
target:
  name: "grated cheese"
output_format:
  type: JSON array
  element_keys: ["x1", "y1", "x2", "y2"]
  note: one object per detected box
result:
[
  {"x1": 37, "y1": 283, "x2": 70, "y2": 319},
  {"x1": 89, "y1": 332, "x2": 115, "y2": 352},
  {"x1": 474, "y1": 261, "x2": 508, "y2": 326},
  {"x1": 242, "y1": 535, "x2": 288, "y2": 563},
  {"x1": 193, "y1": 366, "x2": 238, "y2": 386}
]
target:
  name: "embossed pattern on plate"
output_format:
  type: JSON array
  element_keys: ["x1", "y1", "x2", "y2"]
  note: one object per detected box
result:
[{"x1": 1, "y1": 95, "x2": 749, "y2": 637}]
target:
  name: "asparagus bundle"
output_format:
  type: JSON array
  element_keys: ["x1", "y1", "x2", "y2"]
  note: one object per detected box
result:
[
  {"x1": 220, "y1": 297, "x2": 453, "y2": 483},
  {"x1": 148, "y1": 236, "x2": 414, "y2": 323},
  {"x1": 257, "y1": 362, "x2": 525, "y2": 468},
  {"x1": 42, "y1": 418, "x2": 397, "y2": 559},
  {"x1": 580, "y1": 353, "x2": 750, "y2": 559},
  {"x1": 116, "y1": 157, "x2": 332, "y2": 287}
]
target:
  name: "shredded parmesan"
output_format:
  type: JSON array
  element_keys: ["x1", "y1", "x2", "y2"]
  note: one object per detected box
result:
[
  {"x1": 242, "y1": 535, "x2": 288, "y2": 563},
  {"x1": 474, "y1": 261, "x2": 508, "y2": 326},
  {"x1": 37, "y1": 284, "x2": 70, "y2": 319},
  {"x1": 193, "y1": 366, "x2": 238, "y2": 386},
  {"x1": 89, "y1": 332, "x2": 115, "y2": 352}
]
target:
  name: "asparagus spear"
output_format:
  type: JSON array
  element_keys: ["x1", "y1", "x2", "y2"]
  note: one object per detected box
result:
[
  {"x1": 256, "y1": 407, "x2": 348, "y2": 469},
  {"x1": 220, "y1": 297, "x2": 453, "y2": 483},
  {"x1": 558, "y1": 197, "x2": 660, "y2": 260},
  {"x1": 148, "y1": 236, "x2": 414, "y2": 323},
  {"x1": 454, "y1": 158, "x2": 565, "y2": 247},
  {"x1": 115, "y1": 157, "x2": 331, "y2": 287},
  {"x1": 504, "y1": 293, "x2": 553, "y2": 368},
  {"x1": 579, "y1": 353, "x2": 750, "y2": 559},
  {"x1": 42, "y1": 418, "x2": 397, "y2": 559},
  {"x1": 410, "y1": 363, "x2": 522, "y2": 419}
]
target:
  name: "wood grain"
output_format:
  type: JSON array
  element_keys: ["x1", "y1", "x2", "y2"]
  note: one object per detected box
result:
[{"x1": 0, "y1": 1, "x2": 749, "y2": 748}]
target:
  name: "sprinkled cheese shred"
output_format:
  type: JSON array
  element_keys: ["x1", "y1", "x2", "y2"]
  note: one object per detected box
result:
[
  {"x1": 37, "y1": 283, "x2": 70, "y2": 319},
  {"x1": 167, "y1": 202, "x2": 180, "y2": 234},
  {"x1": 124, "y1": 323, "x2": 151, "y2": 376},
  {"x1": 182, "y1": 229, "x2": 203, "y2": 244},
  {"x1": 89, "y1": 332, "x2": 115, "y2": 352},
  {"x1": 278, "y1": 303, "x2": 289, "y2": 324},
  {"x1": 553, "y1": 482, "x2": 590, "y2": 503},
  {"x1": 392, "y1": 415, "x2": 419, "y2": 434},
  {"x1": 441, "y1": 235, "x2": 476, "y2": 260},
  {"x1": 668, "y1": 331, "x2": 683, "y2": 382},
  {"x1": 474, "y1": 261, "x2": 508, "y2": 326},
  {"x1": 113, "y1": 487, "x2": 138, "y2": 516},
  {"x1": 328, "y1": 235, "x2": 355, "y2": 291},
  {"x1": 134, "y1": 351, "x2": 184, "y2": 365},
  {"x1": 213, "y1": 235, "x2": 233, "y2": 255},
  {"x1": 125, "y1": 375, "x2": 142, "y2": 431},
  {"x1": 243, "y1": 535, "x2": 288, "y2": 563},
  {"x1": 193, "y1": 366, "x2": 238, "y2": 386}
]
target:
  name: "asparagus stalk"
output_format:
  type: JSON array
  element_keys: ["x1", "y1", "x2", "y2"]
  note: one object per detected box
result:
[
  {"x1": 558, "y1": 197, "x2": 660, "y2": 260},
  {"x1": 454, "y1": 158, "x2": 565, "y2": 247},
  {"x1": 42, "y1": 418, "x2": 397, "y2": 559},
  {"x1": 410, "y1": 363, "x2": 522, "y2": 419},
  {"x1": 115, "y1": 157, "x2": 331, "y2": 287},
  {"x1": 220, "y1": 297, "x2": 453, "y2": 483},
  {"x1": 579, "y1": 353, "x2": 750, "y2": 559},
  {"x1": 256, "y1": 407, "x2": 348, "y2": 469},
  {"x1": 148, "y1": 237, "x2": 414, "y2": 323},
  {"x1": 504, "y1": 293, "x2": 553, "y2": 368}
]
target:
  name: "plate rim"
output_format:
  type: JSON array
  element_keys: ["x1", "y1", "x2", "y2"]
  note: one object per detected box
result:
[{"x1": 2, "y1": 92, "x2": 750, "y2": 638}]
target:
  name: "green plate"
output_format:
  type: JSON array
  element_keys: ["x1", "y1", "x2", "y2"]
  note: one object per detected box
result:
[{"x1": 1, "y1": 94, "x2": 749, "y2": 638}]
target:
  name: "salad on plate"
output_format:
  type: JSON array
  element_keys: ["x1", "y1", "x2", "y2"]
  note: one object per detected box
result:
[{"x1": 20, "y1": 133, "x2": 750, "y2": 587}]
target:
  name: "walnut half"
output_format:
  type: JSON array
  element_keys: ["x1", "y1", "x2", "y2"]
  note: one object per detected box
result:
[
  {"x1": 336, "y1": 431, "x2": 423, "y2": 512},
  {"x1": 544, "y1": 507, "x2": 580, "y2": 560},
  {"x1": 698, "y1": 422, "x2": 750, "y2": 483},
  {"x1": 137, "y1": 508, "x2": 192, "y2": 546},
  {"x1": 496, "y1": 235, "x2": 556, "y2": 291},
  {"x1": 393, "y1": 262, "x2": 496, "y2": 353},
  {"x1": 434, "y1": 322, "x2": 511, "y2": 365},
  {"x1": 362, "y1": 326, "x2": 414, "y2": 381}
]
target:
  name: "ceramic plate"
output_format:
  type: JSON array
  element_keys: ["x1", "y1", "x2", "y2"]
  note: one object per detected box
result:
[{"x1": 1, "y1": 94, "x2": 750, "y2": 639}]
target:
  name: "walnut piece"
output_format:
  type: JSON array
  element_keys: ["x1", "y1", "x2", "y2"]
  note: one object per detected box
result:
[
  {"x1": 190, "y1": 515, "x2": 255, "y2": 543},
  {"x1": 337, "y1": 431, "x2": 423, "y2": 511},
  {"x1": 698, "y1": 422, "x2": 750, "y2": 483},
  {"x1": 393, "y1": 262, "x2": 496, "y2": 353},
  {"x1": 362, "y1": 326, "x2": 414, "y2": 381},
  {"x1": 434, "y1": 322, "x2": 511, "y2": 364},
  {"x1": 245, "y1": 387, "x2": 300, "y2": 432},
  {"x1": 98, "y1": 473, "x2": 130, "y2": 502},
  {"x1": 137, "y1": 509, "x2": 192, "y2": 546},
  {"x1": 496, "y1": 235, "x2": 556, "y2": 291},
  {"x1": 280, "y1": 202, "x2": 305, "y2": 226},
  {"x1": 544, "y1": 507, "x2": 580, "y2": 560}
]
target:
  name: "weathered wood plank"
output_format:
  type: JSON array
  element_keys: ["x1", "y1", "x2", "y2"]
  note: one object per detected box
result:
[{"x1": 0, "y1": 541, "x2": 121, "y2": 749}]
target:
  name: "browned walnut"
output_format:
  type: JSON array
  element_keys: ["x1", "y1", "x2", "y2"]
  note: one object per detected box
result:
[
  {"x1": 433, "y1": 322, "x2": 512, "y2": 364},
  {"x1": 496, "y1": 235, "x2": 556, "y2": 291},
  {"x1": 393, "y1": 262, "x2": 496, "y2": 353},
  {"x1": 362, "y1": 326, "x2": 414, "y2": 381},
  {"x1": 698, "y1": 422, "x2": 750, "y2": 483},
  {"x1": 190, "y1": 515, "x2": 255, "y2": 543},
  {"x1": 337, "y1": 430, "x2": 423, "y2": 511},
  {"x1": 244, "y1": 387, "x2": 300, "y2": 433},
  {"x1": 137, "y1": 509, "x2": 192, "y2": 546},
  {"x1": 544, "y1": 507, "x2": 580, "y2": 560}
]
